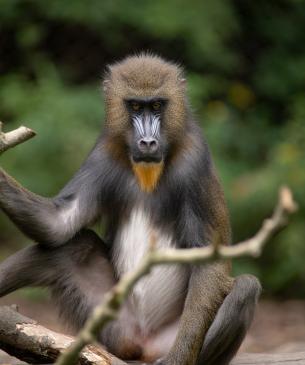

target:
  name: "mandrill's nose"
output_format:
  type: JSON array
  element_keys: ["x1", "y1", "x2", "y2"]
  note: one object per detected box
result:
[{"x1": 138, "y1": 137, "x2": 159, "y2": 154}]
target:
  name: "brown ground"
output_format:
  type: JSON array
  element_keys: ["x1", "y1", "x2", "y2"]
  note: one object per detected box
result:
[
  {"x1": 0, "y1": 295, "x2": 304, "y2": 363},
  {"x1": 240, "y1": 299, "x2": 305, "y2": 353}
]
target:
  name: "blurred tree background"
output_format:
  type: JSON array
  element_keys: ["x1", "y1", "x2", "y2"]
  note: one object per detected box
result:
[{"x1": 0, "y1": 0, "x2": 304, "y2": 298}]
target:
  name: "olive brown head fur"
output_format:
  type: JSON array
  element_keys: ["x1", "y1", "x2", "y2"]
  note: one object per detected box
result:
[{"x1": 0, "y1": 53, "x2": 261, "y2": 364}]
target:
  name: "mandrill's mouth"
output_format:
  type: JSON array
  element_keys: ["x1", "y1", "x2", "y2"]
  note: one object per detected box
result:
[{"x1": 131, "y1": 154, "x2": 163, "y2": 164}]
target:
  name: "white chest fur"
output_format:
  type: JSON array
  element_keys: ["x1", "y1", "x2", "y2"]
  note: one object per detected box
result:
[{"x1": 113, "y1": 207, "x2": 188, "y2": 333}]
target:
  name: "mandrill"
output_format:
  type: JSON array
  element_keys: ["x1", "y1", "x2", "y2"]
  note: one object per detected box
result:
[{"x1": 0, "y1": 54, "x2": 261, "y2": 365}]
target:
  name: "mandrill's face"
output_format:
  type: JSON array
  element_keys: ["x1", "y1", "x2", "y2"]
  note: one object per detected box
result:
[
  {"x1": 124, "y1": 96, "x2": 168, "y2": 193},
  {"x1": 125, "y1": 97, "x2": 168, "y2": 164}
]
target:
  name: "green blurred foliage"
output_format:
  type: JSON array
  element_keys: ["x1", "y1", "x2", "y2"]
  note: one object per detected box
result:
[{"x1": 0, "y1": 0, "x2": 304, "y2": 297}]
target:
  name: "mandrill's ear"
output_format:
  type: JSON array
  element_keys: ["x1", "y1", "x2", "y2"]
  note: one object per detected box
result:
[
  {"x1": 179, "y1": 78, "x2": 187, "y2": 90},
  {"x1": 102, "y1": 79, "x2": 110, "y2": 93},
  {"x1": 102, "y1": 65, "x2": 112, "y2": 93}
]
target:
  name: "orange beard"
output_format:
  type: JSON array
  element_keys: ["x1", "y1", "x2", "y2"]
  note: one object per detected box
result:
[{"x1": 132, "y1": 161, "x2": 164, "y2": 193}]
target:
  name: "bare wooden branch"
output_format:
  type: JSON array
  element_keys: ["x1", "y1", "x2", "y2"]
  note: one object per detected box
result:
[
  {"x1": 0, "y1": 122, "x2": 36, "y2": 154},
  {"x1": 55, "y1": 187, "x2": 298, "y2": 365}
]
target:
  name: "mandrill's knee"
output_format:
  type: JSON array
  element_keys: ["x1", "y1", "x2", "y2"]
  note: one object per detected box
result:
[
  {"x1": 233, "y1": 274, "x2": 262, "y2": 306},
  {"x1": 229, "y1": 274, "x2": 262, "y2": 330}
]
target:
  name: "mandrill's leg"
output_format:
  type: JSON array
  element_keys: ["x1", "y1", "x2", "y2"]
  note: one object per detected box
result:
[
  {"x1": 153, "y1": 268, "x2": 260, "y2": 365},
  {"x1": 0, "y1": 230, "x2": 143, "y2": 361},
  {"x1": 197, "y1": 274, "x2": 261, "y2": 365},
  {"x1": 0, "y1": 230, "x2": 113, "y2": 303},
  {"x1": 0, "y1": 241, "x2": 57, "y2": 296}
]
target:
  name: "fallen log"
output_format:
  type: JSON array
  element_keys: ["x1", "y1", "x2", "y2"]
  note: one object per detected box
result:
[
  {"x1": 0, "y1": 306, "x2": 125, "y2": 365},
  {"x1": 0, "y1": 306, "x2": 304, "y2": 365}
]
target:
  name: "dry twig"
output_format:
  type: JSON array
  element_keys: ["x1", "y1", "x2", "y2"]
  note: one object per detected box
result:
[{"x1": 0, "y1": 122, "x2": 36, "y2": 154}]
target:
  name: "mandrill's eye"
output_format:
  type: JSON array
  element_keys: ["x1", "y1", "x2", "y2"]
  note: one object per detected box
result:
[
  {"x1": 152, "y1": 101, "x2": 162, "y2": 111},
  {"x1": 131, "y1": 102, "x2": 141, "y2": 112}
]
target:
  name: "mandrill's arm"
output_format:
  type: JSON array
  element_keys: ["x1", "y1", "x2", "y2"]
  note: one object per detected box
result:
[{"x1": 0, "y1": 146, "x2": 105, "y2": 246}]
